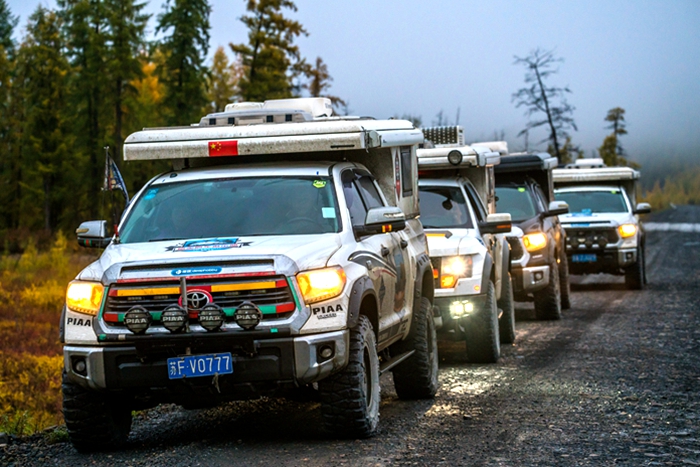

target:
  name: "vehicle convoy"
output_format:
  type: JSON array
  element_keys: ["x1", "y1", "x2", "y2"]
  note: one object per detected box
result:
[
  {"x1": 61, "y1": 97, "x2": 438, "y2": 451},
  {"x1": 552, "y1": 159, "x2": 651, "y2": 290},
  {"x1": 417, "y1": 126, "x2": 513, "y2": 363},
  {"x1": 494, "y1": 153, "x2": 571, "y2": 320}
]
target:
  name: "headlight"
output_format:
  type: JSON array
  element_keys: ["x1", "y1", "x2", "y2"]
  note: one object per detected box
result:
[
  {"x1": 618, "y1": 224, "x2": 637, "y2": 238},
  {"x1": 297, "y1": 267, "x2": 346, "y2": 305},
  {"x1": 523, "y1": 232, "x2": 547, "y2": 252},
  {"x1": 66, "y1": 281, "x2": 104, "y2": 315},
  {"x1": 439, "y1": 256, "x2": 473, "y2": 288}
]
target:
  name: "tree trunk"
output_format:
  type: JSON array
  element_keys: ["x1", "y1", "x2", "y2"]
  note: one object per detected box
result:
[{"x1": 534, "y1": 65, "x2": 560, "y2": 161}]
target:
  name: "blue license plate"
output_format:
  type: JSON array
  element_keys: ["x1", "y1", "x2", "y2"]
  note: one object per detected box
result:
[
  {"x1": 572, "y1": 254, "x2": 597, "y2": 263},
  {"x1": 167, "y1": 353, "x2": 233, "y2": 380}
]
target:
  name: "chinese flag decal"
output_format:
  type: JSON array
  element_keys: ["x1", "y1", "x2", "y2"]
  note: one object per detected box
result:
[{"x1": 208, "y1": 140, "x2": 238, "y2": 157}]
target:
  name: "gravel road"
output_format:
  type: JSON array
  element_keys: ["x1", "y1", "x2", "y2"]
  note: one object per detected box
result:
[{"x1": 2, "y1": 206, "x2": 699, "y2": 467}]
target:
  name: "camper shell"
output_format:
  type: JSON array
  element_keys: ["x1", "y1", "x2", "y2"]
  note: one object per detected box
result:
[
  {"x1": 60, "y1": 98, "x2": 438, "y2": 450},
  {"x1": 417, "y1": 127, "x2": 514, "y2": 363}
]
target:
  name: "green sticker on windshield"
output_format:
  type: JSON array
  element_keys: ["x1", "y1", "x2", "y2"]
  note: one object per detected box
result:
[
  {"x1": 313, "y1": 180, "x2": 327, "y2": 188},
  {"x1": 518, "y1": 187, "x2": 526, "y2": 192},
  {"x1": 611, "y1": 190, "x2": 618, "y2": 194}
]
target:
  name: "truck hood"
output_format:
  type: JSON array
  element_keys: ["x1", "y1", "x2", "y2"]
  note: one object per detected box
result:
[
  {"x1": 425, "y1": 229, "x2": 485, "y2": 257},
  {"x1": 559, "y1": 212, "x2": 634, "y2": 227},
  {"x1": 77, "y1": 234, "x2": 342, "y2": 284}
]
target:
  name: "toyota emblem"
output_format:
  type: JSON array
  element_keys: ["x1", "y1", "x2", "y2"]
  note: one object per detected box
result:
[{"x1": 178, "y1": 290, "x2": 213, "y2": 311}]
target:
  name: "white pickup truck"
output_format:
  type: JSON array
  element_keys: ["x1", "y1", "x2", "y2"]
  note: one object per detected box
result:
[
  {"x1": 60, "y1": 98, "x2": 438, "y2": 450},
  {"x1": 417, "y1": 126, "x2": 514, "y2": 363},
  {"x1": 553, "y1": 159, "x2": 651, "y2": 289}
]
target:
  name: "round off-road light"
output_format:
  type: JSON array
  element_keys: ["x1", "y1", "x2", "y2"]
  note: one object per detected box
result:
[
  {"x1": 447, "y1": 150, "x2": 463, "y2": 166},
  {"x1": 161, "y1": 305, "x2": 188, "y2": 333},
  {"x1": 199, "y1": 304, "x2": 225, "y2": 332},
  {"x1": 319, "y1": 345, "x2": 334, "y2": 360},
  {"x1": 234, "y1": 302, "x2": 262, "y2": 330},
  {"x1": 124, "y1": 306, "x2": 152, "y2": 334}
]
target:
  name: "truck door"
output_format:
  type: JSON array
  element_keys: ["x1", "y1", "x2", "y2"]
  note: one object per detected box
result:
[{"x1": 343, "y1": 169, "x2": 409, "y2": 346}]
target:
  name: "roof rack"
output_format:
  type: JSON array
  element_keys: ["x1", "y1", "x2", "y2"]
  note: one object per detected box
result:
[
  {"x1": 422, "y1": 126, "x2": 464, "y2": 147},
  {"x1": 563, "y1": 158, "x2": 606, "y2": 169}
]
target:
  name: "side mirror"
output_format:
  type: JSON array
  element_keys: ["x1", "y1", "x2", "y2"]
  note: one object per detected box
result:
[
  {"x1": 544, "y1": 200, "x2": 569, "y2": 217},
  {"x1": 76, "y1": 220, "x2": 111, "y2": 248},
  {"x1": 634, "y1": 202, "x2": 651, "y2": 215},
  {"x1": 479, "y1": 213, "x2": 512, "y2": 234},
  {"x1": 354, "y1": 207, "x2": 406, "y2": 236}
]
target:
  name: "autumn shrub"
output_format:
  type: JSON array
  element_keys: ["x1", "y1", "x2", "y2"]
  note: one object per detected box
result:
[{"x1": 0, "y1": 232, "x2": 97, "y2": 435}]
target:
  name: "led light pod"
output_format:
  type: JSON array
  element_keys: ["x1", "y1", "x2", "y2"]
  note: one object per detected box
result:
[
  {"x1": 161, "y1": 305, "x2": 188, "y2": 333},
  {"x1": 234, "y1": 302, "x2": 262, "y2": 330},
  {"x1": 199, "y1": 304, "x2": 225, "y2": 332},
  {"x1": 124, "y1": 306, "x2": 152, "y2": 334}
]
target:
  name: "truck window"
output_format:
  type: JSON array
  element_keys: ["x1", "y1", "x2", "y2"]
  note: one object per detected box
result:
[
  {"x1": 342, "y1": 171, "x2": 368, "y2": 226},
  {"x1": 463, "y1": 181, "x2": 488, "y2": 222},
  {"x1": 400, "y1": 146, "x2": 413, "y2": 197},
  {"x1": 495, "y1": 186, "x2": 538, "y2": 222},
  {"x1": 356, "y1": 175, "x2": 384, "y2": 209},
  {"x1": 119, "y1": 176, "x2": 340, "y2": 242},
  {"x1": 555, "y1": 189, "x2": 628, "y2": 214},
  {"x1": 418, "y1": 186, "x2": 473, "y2": 229}
]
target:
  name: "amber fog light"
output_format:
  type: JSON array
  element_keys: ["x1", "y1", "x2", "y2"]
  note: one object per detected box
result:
[
  {"x1": 124, "y1": 306, "x2": 152, "y2": 334},
  {"x1": 162, "y1": 305, "x2": 188, "y2": 333},
  {"x1": 234, "y1": 302, "x2": 262, "y2": 330},
  {"x1": 199, "y1": 304, "x2": 225, "y2": 332}
]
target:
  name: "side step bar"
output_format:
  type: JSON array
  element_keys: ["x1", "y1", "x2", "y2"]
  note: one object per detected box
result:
[{"x1": 379, "y1": 350, "x2": 415, "y2": 375}]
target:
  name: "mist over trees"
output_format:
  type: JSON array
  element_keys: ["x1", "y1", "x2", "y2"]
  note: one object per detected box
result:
[{"x1": 0, "y1": 0, "x2": 345, "y2": 247}]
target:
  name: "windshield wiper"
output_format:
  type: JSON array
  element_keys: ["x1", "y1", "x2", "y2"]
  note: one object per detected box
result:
[{"x1": 148, "y1": 237, "x2": 186, "y2": 242}]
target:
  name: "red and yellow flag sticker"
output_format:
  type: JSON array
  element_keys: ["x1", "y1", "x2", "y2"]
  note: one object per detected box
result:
[{"x1": 208, "y1": 140, "x2": 239, "y2": 157}]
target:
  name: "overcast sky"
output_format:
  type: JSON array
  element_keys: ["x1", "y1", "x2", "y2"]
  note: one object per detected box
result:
[{"x1": 10, "y1": 0, "x2": 700, "y2": 162}]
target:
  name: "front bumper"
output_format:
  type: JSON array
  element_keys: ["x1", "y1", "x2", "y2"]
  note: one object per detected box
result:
[
  {"x1": 567, "y1": 247, "x2": 637, "y2": 275},
  {"x1": 64, "y1": 330, "x2": 349, "y2": 399},
  {"x1": 511, "y1": 265, "x2": 550, "y2": 294}
]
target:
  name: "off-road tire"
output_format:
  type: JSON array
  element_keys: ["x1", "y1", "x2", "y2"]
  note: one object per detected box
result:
[
  {"x1": 498, "y1": 272, "x2": 516, "y2": 345},
  {"x1": 62, "y1": 373, "x2": 132, "y2": 452},
  {"x1": 534, "y1": 261, "x2": 562, "y2": 320},
  {"x1": 465, "y1": 280, "x2": 500, "y2": 363},
  {"x1": 319, "y1": 315, "x2": 380, "y2": 438},
  {"x1": 625, "y1": 246, "x2": 645, "y2": 290},
  {"x1": 392, "y1": 296, "x2": 439, "y2": 399},
  {"x1": 559, "y1": 253, "x2": 572, "y2": 310}
]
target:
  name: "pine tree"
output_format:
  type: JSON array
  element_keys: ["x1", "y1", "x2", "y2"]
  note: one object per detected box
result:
[
  {"x1": 512, "y1": 48, "x2": 577, "y2": 162},
  {"x1": 598, "y1": 107, "x2": 636, "y2": 168},
  {"x1": 206, "y1": 46, "x2": 241, "y2": 113},
  {"x1": 104, "y1": 0, "x2": 149, "y2": 160},
  {"x1": 15, "y1": 7, "x2": 72, "y2": 231},
  {"x1": 58, "y1": 0, "x2": 110, "y2": 219},
  {"x1": 156, "y1": 0, "x2": 211, "y2": 125},
  {"x1": 304, "y1": 56, "x2": 345, "y2": 113},
  {"x1": 231, "y1": 0, "x2": 308, "y2": 102},
  {"x1": 0, "y1": 0, "x2": 17, "y2": 232}
]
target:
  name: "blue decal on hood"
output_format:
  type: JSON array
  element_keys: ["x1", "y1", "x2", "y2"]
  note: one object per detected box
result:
[
  {"x1": 171, "y1": 266, "x2": 222, "y2": 276},
  {"x1": 166, "y1": 237, "x2": 252, "y2": 253}
]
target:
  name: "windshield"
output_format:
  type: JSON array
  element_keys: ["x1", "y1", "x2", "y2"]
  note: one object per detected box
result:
[
  {"x1": 418, "y1": 186, "x2": 473, "y2": 229},
  {"x1": 119, "y1": 176, "x2": 340, "y2": 243},
  {"x1": 555, "y1": 189, "x2": 628, "y2": 214},
  {"x1": 495, "y1": 186, "x2": 537, "y2": 222}
]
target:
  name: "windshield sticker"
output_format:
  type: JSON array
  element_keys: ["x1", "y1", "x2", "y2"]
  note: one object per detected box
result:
[
  {"x1": 313, "y1": 180, "x2": 327, "y2": 188},
  {"x1": 322, "y1": 207, "x2": 336, "y2": 218},
  {"x1": 144, "y1": 188, "x2": 159, "y2": 200},
  {"x1": 171, "y1": 266, "x2": 222, "y2": 276},
  {"x1": 518, "y1": 187, "x2": 526, "y2": 192},
  {"x1": 166, "y1": 237, "x2": 251, "y2": 253}
]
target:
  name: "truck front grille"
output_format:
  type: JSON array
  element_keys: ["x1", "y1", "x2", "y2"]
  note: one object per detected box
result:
[
  {"x1": 564, "y1": 227, "x2": 619, "y2": 250},
  {"x1": 103, "y1": 275, "x2": 296, "y2": 326}
]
